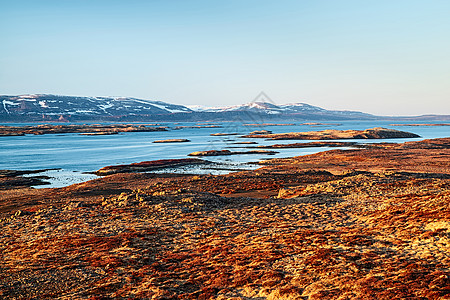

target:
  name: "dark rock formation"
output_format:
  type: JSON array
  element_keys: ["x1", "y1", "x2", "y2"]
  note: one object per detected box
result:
[
  {"x1": 152, "y1": 139, "x2": 190, "y2": 143},
  {"x1": 94, "y1": 158, "x2": 208, "y2": 175},
  {"x1": 188, "y1": 149, "x2": 278, "y2": 156}
]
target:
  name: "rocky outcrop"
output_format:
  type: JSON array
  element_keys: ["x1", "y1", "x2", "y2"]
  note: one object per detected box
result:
[
  {"x1": 390, "y1": 123, "x2": 450, "y2": 126},
  {"x1": 0, "y1": 124, "x2": 167, "y2": 136},
  {"x1": 210, "y1": 133, "x2": 239, "y2": 136},
  {"x1": 257, "y1": 141, "x2": 358, "y2": 148},
  {"x1": 242, "y1": 127, "x2": 420, "y2": 140},
  {"x1": 243, "y1": 123, "x2": 294, "y2": 126},
  {"x1": 152, "y1": 139, "x2": 190, "y2": 143},
  {"x1": 94, "y1": 158, "x2": 207, "y2": 175},
  {"x1": 0, "y1": 169, "x2": 54, "y2": 189},
  {"x1": 188, "y1": 149, "x2": 278, "y2": 156}
]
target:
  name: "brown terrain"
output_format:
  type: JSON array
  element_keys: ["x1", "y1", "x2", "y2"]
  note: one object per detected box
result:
[
  {"x1": 0, "y1": 124, "x2": 167, "y2": 136},
  {"x1": 0, "y1": 137, "x2": 449, "y2": 299}
]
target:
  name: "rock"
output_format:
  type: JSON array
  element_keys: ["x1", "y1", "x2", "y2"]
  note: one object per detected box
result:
[
  {"x1": 94, "y1": 158, "x2": 208, "y2": 175},
  {"x1": 188, "y1": 150, "x2": 278, "y2": 156},
  {"x1": 242, "y1": 127, "x2": 420, "y2": 140},
  {"x1": 210, "y1": 133, "x2": 239, "y2": 136},
  {"x1": 152, "y1": 139, "x2": 190, "y2": 143},
  {"x1": 0, "y1": 124, "x2": 167, "y2": 136},
  {"x1": 257, "y1": 141, "x2": 357, "y2": 149},
  {"x1": 79, "y1": 132, "x2": 119, "y2": 135},
  {"x1": 249, "y1": 130, "x2": 272, "y2": 135}
]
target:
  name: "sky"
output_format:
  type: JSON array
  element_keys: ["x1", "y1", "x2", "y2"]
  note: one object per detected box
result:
[{"x1": 1, "y1": 0, "x2": 449, "y2": 116}]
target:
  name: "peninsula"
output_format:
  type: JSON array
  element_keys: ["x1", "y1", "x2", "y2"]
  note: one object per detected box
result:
[{"x1": 1, "y1": 137, "x2": 449, "y2": 299}]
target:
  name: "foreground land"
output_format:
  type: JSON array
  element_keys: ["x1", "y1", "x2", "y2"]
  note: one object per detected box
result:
[{"x1": 0, "y1": 138, "x2": 449, "y2": 299}]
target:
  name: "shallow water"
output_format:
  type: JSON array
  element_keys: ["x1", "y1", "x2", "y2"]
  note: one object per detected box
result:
[{"x1": 1, "y1": 120, "x2": 449, "y2": 187}]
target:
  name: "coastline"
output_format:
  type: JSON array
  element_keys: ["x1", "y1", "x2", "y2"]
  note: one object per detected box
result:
[{"x1": 1, "y1": 137, "x2": 449, "y2": 298}]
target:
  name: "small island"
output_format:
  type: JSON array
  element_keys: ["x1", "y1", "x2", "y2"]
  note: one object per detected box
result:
[
  {"x1": 256, "y1": 141, "x2": 358, "y2": 149},
  {"x1": 152, "y1": 139, "x2": 190, "y2": 143},
  {"x1": 210, "y1": 133, "x2": 240, "y2": 136},
  {"x1": 0, "y1": 124, "x2": 167, "y2": 136},
  {"x1": 242, "y1": 127, "x2": 420, "y2": 140}
]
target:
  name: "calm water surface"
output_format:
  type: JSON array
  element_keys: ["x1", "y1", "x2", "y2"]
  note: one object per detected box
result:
[{"x1": 1, "y1": 120, "x2": 449, "y2": 187}]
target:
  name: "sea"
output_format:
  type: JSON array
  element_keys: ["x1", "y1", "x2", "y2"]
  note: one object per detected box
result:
[{"x1": 1, "y1": 120, "x2": 449, "y2": 188}]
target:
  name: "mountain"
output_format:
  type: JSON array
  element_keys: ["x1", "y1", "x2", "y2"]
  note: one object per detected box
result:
[
  {"x1": 0, "y1": 94, "x2": 385, "y2": 122},
  {"x1": 192, "y1": 101, "x2": 374, "y2": 118},
  {"x1": 0, "y1": 94, "x2": 191, "y2": 121}
]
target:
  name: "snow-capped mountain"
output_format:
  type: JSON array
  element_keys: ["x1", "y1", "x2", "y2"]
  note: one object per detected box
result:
[
  {"x1": 191, "y1": 101, "x2": 370, "y2": 117},
  {"x1": 0, "y1": 94, "x2": 377, "y2": 122},
  {"x1": 0, "y1": 94, "x2": 191, "y2": 117},
  {"x1": 199, "y1": 101, "x2": 283, "y2": 113}
]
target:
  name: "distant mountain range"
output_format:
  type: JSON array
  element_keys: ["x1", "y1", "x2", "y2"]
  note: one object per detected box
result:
[{"x1": 0, "y1": 94, "x2": 448, "y2": 122}]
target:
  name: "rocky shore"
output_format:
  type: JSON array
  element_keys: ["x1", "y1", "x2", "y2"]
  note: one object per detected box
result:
[
  {"x1": 0, "y1": 137, "x2": 449, "y2": 299},
  {"x1": 0, "y1": 124, "x2": 167, "y2": 136},
  {"x1": 255, "y1": 141, "x2": 358, "y2": 149},
  {"x1": 242, "y1": 127, "x2": 420, "y2": 140},
  {"x1": 390, "y1": 123, "x2": 450, "y2": 126},
  {"x1": 188, "y1": 150, "x2": 278, "y2": 156},
  {"x1": 152, "y1": 139, "x2": 191, "y2": 143},
  {"x1": 94, "y1": 159, "x2": 208, "y2": 176}
]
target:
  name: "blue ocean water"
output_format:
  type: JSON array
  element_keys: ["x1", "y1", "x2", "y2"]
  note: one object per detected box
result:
[{"x1": 1, "y1": 120, "x2": 449, "y2": 187}]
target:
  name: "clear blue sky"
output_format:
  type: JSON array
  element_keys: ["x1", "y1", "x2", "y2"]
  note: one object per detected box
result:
[{"x1": 1, "y1": 0, "x2": 449, "y2": 115}]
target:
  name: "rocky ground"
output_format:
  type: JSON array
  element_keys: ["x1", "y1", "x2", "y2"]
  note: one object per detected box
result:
[{"x1": 0, "y1": 138, "x2": 449, "y2": 299}]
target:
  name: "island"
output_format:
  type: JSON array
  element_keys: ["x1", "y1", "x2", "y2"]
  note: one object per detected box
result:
[
  {"x1": 242, "y1": 127, "x2": 420, "y2": 140},
  {"x1": 188, "y1": 149, "x2": 278, "y2": 156},
  {"x1": 152, "y1": 139, "x2": 190, "y2": 143},
  {"x1": 0, "y1": 124, "x2": 167, "y2": 136},
  {"x1": 256, "y1": 141, "x2": 358, "y2": 148}
]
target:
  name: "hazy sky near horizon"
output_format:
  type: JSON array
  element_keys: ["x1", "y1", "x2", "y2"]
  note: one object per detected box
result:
[{"x1": 1, "y1": 0, "x2": 449, "y2": 116}]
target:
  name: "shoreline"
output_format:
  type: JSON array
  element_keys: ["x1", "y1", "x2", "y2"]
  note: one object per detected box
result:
[{"x1": 1, "y1": 137, "x2": 449, "y2": 298}]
